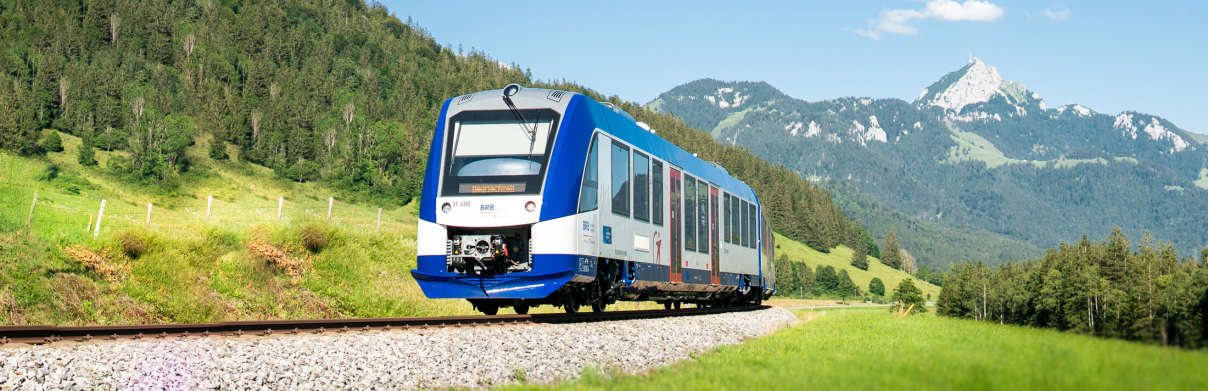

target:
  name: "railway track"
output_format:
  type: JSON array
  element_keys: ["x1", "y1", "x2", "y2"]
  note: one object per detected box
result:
[{"x1": 0, "y1": 305, "x2": 767, "y2": 345}]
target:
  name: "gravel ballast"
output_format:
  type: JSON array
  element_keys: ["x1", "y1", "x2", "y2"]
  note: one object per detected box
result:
[{"x1": 1, "y1": 307, "x2": 798, "y2": 390}]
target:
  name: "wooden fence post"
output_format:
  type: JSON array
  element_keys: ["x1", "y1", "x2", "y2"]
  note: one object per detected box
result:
[
  {"x1": 327, "y1": 197, "x2": 333, "y2": 222},
  {"x1": 87, "y1": 214, "x2": 93, "y2": 232},
  {"x1": 146, "y1": 202, "x2": 153, "y2": 228},
  {"x1": 94, "y1": 200, "x2": 106, "y2": 239},
  {"x1": 277, "y1": 197, "x2": 284, "y2": 221},
  {"x1": 26, "y1": 190, "x2": 38, "y2": 228},
  {"x1": 377, "y1": 208, "x2": 382, "y2": 230},
  {"x1": 206, "y1": 195, "x2": 213, "y2": 219}
]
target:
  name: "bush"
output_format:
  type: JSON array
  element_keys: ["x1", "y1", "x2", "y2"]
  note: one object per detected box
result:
[
  {"x1": 869, "y1": 277, "x2": 885, "y2": 296},
  {"x1": 42, "y1": 130, "x2": 64, "y2": 152},
  {"x1": 118, "y1": 231, "x2": 147, "y2": 259},
  {"x1": 300, "y1": 224, "x2": 328, "y2": 253}
]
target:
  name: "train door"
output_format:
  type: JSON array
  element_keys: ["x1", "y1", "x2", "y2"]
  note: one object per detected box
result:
[
  {"x1": 710, "y1": 185, "x2": 720, "y2": 285},
  {"x1": 669, "y1": 168, "x2": 682, "y2": 283}
]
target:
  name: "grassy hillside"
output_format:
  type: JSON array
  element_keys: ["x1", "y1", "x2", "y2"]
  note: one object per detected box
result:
[
  {"x1": 509, "y1": 309, "x2": 1208, "y2": 391},
  {"x1": 773, "y1": 233, "x2": 942, "y2": 300},
  {"x1": 0, "y1": 136, "x2": 472, "y2": 326}
]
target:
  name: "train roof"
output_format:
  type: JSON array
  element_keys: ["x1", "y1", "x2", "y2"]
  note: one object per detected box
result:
[{"x1": 582, "y1": 94, "x2": 759, "y2": 203}]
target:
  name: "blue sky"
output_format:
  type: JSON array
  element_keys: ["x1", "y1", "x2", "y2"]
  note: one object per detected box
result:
[{"x1": 383, "y1": 1, "x2": 1207, "y2": 134}]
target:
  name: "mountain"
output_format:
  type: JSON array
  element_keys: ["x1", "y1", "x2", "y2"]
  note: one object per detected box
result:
[{"x1": 650, "y1": 59, "x2": 1208, "y2": 267}]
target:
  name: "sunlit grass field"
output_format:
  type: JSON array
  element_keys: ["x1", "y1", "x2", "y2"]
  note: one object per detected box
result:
[
  {"x1": 508, "y1": 309, "x2": 1208, "y2": 390},
  {"x1": 773, "y1": 232, "x2": 942, "y2": 300}
]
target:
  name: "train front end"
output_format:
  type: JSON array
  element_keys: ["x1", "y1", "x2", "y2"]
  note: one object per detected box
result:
[{"x1": 411, "y1": 85, "x2": 591, "y2": 313}]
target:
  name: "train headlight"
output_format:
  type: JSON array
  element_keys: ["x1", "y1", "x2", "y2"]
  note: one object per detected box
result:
[
  {"x1": 441, "y1": 203, "x2": 451, "y2": 213},
  {"x1": 525, "y1": 201, "x2": 536, "y2": 212}
]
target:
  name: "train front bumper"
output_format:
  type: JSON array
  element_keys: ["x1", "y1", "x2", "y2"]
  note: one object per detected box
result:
[{"x1": 411, "y1": 253, "x2": 584, "y2": 299}]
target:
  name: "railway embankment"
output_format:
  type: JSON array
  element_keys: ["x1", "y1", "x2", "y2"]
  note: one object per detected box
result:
[{"x1": 0, "y1": 307, "x2": 796, "y2": 390}]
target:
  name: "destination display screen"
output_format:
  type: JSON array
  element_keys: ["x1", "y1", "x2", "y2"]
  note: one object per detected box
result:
[{"x1": 460, "y1": 183, "x2": 527, "y2": 194}]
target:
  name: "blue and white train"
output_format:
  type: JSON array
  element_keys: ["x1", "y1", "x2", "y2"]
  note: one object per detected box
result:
[{"x1": 411, "y1": 85, "x2": 776, "y2": 315}]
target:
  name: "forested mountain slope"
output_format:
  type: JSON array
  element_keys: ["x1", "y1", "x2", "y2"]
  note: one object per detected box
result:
[
  {"x1": 651, "y1": 60, "x2": 1208, "y2": 267},
  {"x1": 0, "y1": 0, "x2": 868, "y2": 256}
]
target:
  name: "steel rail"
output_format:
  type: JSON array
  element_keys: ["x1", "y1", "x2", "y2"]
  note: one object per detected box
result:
[{"x1": 0, "y1": 305, "x2": 767, "y2": 345}]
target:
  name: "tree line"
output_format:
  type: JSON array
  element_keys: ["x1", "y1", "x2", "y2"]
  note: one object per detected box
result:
[
  {"x1": 0, "y1": 0, "x2": 867, "y2": 253},
  {"x1": 938, "y1": 227, "x2": 1208, "y2": 349}
]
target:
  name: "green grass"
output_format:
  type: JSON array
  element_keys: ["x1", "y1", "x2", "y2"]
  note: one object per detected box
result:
[
  {"x1": 0, "y1": 135, "x2": 475, "y2": 326},
  {"x1": 508, "y1": 310, "x2": 1208, "y2": 391},
  {"x1": 1195, "y1": 168, "x2": 1208, "y2": 191},
  {"x1": 773, "y1": 232, "x2": 942, "y2": 300}
]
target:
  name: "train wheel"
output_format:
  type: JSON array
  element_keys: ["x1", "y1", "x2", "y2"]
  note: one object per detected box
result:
[
  {"x1": 663, "y1": 301, "x2": 672, "y2": 310},
  {"x1": 514, "y1": 303, "x2": 530, "y2": 315},
  {"x1": 563, "y1": 295, "x2": 579, "y2": 314},
  {"x1": 673, "y1": 301, "x2": 682, "y2": 310},
  {"x1": 479, "y1": 305, "x2": 499, "y2": 316},
  {"x1": 591, "y1": 301, "x2": 607, "y2": 313}
]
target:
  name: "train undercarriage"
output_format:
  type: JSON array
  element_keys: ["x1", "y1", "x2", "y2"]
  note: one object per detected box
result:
[{"x1": 466, "y1": 258, "x2": 765, "y2": 315}]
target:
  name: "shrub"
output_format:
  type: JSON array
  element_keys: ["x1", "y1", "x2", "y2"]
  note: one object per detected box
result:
[
  {"x1": 869, "y1": 277, "x2": 885, "y2": 296},
  {"x1": 118, "y1": 231, "x2": 147, "y2": 259},
  {"x1": 300, "y1": 224, "x2": 328, "y2": 253},
  {"x1": 41, "y1": 130, "x2": 64, "y2": 153}
]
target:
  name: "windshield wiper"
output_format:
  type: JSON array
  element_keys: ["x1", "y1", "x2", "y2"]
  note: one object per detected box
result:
[{"x1": 502, "y1": 94, "x2": 536, "y2": 142}]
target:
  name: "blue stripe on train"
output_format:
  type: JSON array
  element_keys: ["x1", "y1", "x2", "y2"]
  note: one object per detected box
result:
[{"x1": 411, "y1": 254, "x2": 589, "y2": 299}]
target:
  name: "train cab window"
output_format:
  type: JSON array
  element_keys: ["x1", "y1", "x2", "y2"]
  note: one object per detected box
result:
[
  {"x1": 734, "y1": 200, "x2": 744, "y2": 246},
  {"x1": 697, "y1": 180, "x2": 708, "y2": 251},
  {"x1": 441, "y1": 109, "x2": 560, "y2": 196},
  {"x1": 748, "y1": 202, "x2": 757, "y2": 248},
  {"x1": 723, "y1": 193, "x2": 731, "y2": 244},
  {"x1": 577, "y1": 134, "x2": 600, "y2": 213},
  {"x1": 633, "y1": 152, "x2": 650, "y2": 222},
  {"x1": 652, "y1": 160, "x2": 664, "y2": 226},
  {"x1": 684, "y1": 175, "x2": 697, "y2": 251},
  {"x1": 611, "y1": 142, "x2": 630, "y2": 217}
]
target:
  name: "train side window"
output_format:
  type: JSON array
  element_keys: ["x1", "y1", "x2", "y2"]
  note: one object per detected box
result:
[
  {"x1": 611, "y1": 142, "x2": 630, "y2": 217},
  {"x1": 731, "y1": 195, "x2": 740, "y2": 244},
  {"x1": 734, "y1": 200, "x2": 744, "y2": 246},
  {"x1": 652, "y1": 160, "x2": 663, "y2": 226},
  {"x1": 697, "y1": 180, "x2": 708, "y2": 251},
  {"x1": 633, "y1": 152, "x2": 650, "y2": 222},
  {"x1": 723, "y1": 193, "x2": 731, "y2": 244},
  {"x1": 577, "y1": 134, "x2": 599, "y2": 213},
  {"x1": 690, "y1": 174, "x2": 700, "y2": 251},
  {"x1": 748, "y1": 202, "x2": 757, "y2": 248}
]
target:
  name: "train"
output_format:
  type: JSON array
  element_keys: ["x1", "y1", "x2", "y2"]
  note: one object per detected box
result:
[{"x1": 411, "y1": 84, "x2": 776, "y2": 315}]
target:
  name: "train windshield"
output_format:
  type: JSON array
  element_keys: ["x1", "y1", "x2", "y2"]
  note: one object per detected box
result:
[{"x1": 441, "y1": 109, "x2": 560, "y2": 196}]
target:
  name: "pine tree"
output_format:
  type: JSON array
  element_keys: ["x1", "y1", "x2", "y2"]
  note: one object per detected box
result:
[
  {"x1": 858, "y1": 228, "x2": 881, "y2": 258},
  {"x1": 882, "y1": 232, "x2": 901, "y2": 270},
  {"x1": 869, "y1": 277, "x2": 885, "y2": 296},
  {"x1": 850, "y1": 242, "x2": 869, "y2": 270},
  {"x1": 209, "y1": 132, "x2": 229, "y2": 160},
  {"x1": 77, "y1": 135, "x2": 97, "y2": 166},
  {"x1": 891, "y1": 278, "x2": 927, "y2": 314},
  {"x1": 837, "y1": 269, "x2": 857, "y2": 301}
]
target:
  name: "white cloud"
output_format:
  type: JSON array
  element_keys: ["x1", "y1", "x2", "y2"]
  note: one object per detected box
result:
[
  {"x1": 855, "y1": 0, "x2": 1006, "y2": 39},
  {"x1": 1042, "y1": 9, "x2": 1070, "y2": 21}
]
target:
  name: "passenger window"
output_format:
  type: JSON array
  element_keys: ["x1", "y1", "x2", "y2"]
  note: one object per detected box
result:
[
  {"x1": 633, "y1": 152, "x2": 650, "y2": 222},
  {"x1": 577, "y1": 134, "x2": 599, "y2": 213},
  {"x1": 731, "y1": 195, "x2": 740, "y2": 243},
  {"x1": 652, "y1": 160, "x2": 663, "y2": 226},
  {"x1": 684, "y1": 176, "x2": 697, "y2": 251},
  {"x1": 611, "y1": 142, "x2": 630, "y2": 217},
  {"x1": 747, "y1": 203, "x2": 756, "y2": 248},
  {"x1": 697, "y1": 180, "x2": 708, "y2": 251},
  {"x1": 723, "y1": 193, "x2": 731, "y2": 244},
  {"x1": 741, "y1": 201, "x2": 749, "y2": 247}
]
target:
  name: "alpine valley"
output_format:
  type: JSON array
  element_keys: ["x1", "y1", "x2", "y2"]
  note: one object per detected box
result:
[{"x1": 649, "y1": 59, "x2": 1208, "y2": 268}]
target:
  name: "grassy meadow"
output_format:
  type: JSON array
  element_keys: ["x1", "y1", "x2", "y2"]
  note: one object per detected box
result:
[
  {"x1": 773, "y1": 232, "x2": 942, "y2": 300},
  {"x1": 508, "y1": 309, "x2": 1208, "y2": 391}
]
